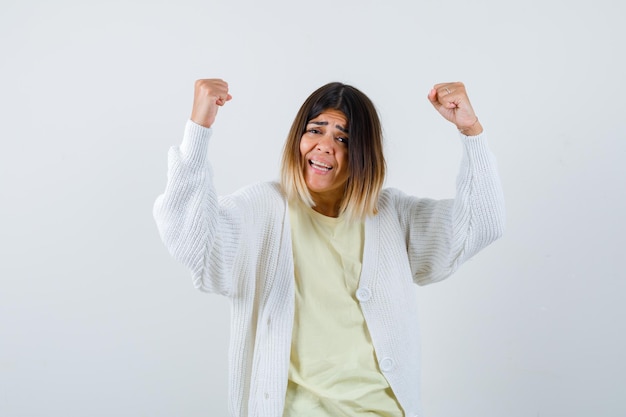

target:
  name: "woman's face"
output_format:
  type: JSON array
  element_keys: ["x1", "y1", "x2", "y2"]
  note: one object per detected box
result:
[{"x1": 300, "y1": 109, "x2": 350, "y2": 208}]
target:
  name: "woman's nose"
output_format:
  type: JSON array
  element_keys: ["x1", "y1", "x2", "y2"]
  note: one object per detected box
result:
[{"x1": 316, "y1": 134, "x2": 334, "y2": 153}]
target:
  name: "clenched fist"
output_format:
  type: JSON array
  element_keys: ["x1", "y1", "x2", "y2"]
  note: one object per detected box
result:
[
  {"x1": 190, "y1": 79, "x2": 232, "y2": 128},
  {"x1": 428, "y1": 82, "x2": 483, "y2": 136}
]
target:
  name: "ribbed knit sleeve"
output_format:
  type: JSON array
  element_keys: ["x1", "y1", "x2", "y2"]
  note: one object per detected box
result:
[
  {"x1": 399, "y1": 132, "x2": 505, "y2": 285},
  {"x1": 153, "y1": 120, "x2": 241, "y2": 296}
]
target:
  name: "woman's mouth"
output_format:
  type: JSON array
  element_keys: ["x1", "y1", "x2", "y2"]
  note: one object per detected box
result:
[{"x1": 309, "y1": 159, "x2": 332, "y2": 172}]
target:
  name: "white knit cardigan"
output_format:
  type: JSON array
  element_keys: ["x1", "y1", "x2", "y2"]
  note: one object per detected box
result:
[{"x1": 153, "y1": 121, "x2": 505, "y2": 417}]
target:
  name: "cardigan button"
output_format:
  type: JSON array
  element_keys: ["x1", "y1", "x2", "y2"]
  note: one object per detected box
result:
[
  {"x1": 355, "y1": 287, "x2": 371, "y2": 302},
  {"x1": 379, "y1": 357, "x2": 395, "y2": 372}
]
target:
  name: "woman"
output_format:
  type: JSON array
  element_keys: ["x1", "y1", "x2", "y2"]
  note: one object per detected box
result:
[{"x1": 154, "y1": 79, "x2": 505, "y2": 417}]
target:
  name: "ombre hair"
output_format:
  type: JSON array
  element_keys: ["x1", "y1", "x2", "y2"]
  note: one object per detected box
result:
[{"x1": 280, "y1": 82, "x2": 386, "y2": 221}]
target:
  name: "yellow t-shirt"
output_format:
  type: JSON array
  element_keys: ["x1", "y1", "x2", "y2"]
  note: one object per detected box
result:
[{"x1": 284, "y1": 201, "x2": 404, "y2": 417}]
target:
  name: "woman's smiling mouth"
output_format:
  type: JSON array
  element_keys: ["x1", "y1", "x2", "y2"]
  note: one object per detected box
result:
[{"x1": 309, "y1": 159, "x2": 333, "y2": 172}]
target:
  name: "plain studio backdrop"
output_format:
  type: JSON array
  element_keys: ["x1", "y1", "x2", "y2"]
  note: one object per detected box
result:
[{"x1": 1, "y1": 0, "x2": 624, "y2": 416}]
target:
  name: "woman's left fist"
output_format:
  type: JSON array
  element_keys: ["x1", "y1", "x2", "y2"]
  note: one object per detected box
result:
[{"x1": 428, "y1": 82, "x2": 483, "y2": 136}]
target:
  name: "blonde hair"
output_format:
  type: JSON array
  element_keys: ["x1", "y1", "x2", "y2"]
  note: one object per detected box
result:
[{"x1": 280, "y1": 82, "x2": 386, "y2": 221}]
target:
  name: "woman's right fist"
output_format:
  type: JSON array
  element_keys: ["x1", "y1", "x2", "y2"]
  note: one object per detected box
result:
[{"x1": 190, "y1": 79, "x2": 232, "y2": 128}]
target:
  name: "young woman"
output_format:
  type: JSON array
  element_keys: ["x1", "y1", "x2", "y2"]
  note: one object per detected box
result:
[{"x1": 154, "y1": 79, "x2": 505, "y2": 417}]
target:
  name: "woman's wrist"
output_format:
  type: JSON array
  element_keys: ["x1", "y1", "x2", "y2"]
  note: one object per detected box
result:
[{"x1": 458, "y1": 119, "x2": 483, "y2": 136}]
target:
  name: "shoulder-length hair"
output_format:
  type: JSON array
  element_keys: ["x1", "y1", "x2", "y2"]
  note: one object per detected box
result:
[{"x1": 280, "y1": 82, "x2": 386, "y2": 221}]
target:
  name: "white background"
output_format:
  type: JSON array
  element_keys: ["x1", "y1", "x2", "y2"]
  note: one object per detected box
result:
[{"x1": 1, "y1": 0, "x2": 624, "y2": 416}]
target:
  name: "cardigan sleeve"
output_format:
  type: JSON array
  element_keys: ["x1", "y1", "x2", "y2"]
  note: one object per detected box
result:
[
  {"x1": 401, "y1": 132, "x2": 505, "y2": 285},
  {"x1": 153, "y1": 120, "x2": 241, "y2": 296}
]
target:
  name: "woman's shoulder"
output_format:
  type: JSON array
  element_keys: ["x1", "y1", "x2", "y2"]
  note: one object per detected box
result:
[
  {"x1": 221, "y1": 181, "x2": 285, "y2": 210},
  {"x1": 377, "y1": 187, "x2": 439, "y2": 216},
  {"x1": 378, "y1": 187, "x2": 406, "y2": 206},
  {"x1": 380, "y1": 187, "x2": 404, "y2": 198}
]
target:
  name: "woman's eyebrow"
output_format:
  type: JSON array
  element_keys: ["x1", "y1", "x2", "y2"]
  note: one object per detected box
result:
[{"x1": 308, "y1": 120, "x2": 349, "y2": 133}]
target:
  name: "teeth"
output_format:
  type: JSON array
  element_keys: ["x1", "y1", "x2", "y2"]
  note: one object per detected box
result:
[{"x1": 310, "y1": 160, "x2": 332, "y2": 170}]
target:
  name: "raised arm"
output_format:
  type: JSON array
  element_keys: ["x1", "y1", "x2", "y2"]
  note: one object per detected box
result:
[
  {"x1": 153, "y1": 79, "x2": 239, "y2": 295},
  {"x1": 404, "y1": 82, "x2": 505, "y2": 284}
]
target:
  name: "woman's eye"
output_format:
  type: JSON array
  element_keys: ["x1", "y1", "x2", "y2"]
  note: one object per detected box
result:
[
  {"x1": 337, "y1": 137, "x2": 349, "y2": 144},
  {"x1": 307, "y1": 128, "x2": 320, "y2": 134}
]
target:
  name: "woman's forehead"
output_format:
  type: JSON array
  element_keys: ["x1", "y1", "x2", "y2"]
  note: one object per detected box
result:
[{"x1": 308, "y1": 109, "x2": 348, "y2": 127}]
